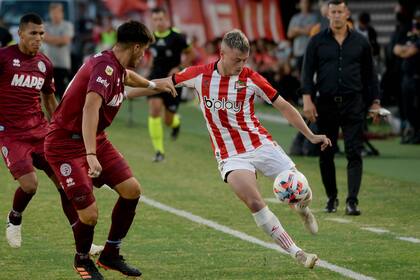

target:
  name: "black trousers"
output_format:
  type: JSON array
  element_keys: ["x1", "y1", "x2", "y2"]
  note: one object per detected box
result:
[
  {"x1": 53, "y1": 67, "x2": 70, "y2": 100},
  {"x1": 315, "y1": 94, "x2": 365, "y2": 204}
]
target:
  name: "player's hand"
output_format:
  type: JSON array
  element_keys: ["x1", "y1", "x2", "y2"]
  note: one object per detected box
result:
[
  {"x1": 309, "y1": 134, "x2": 332, "y2": 151},
  {"x1": 86, "y1": 154, "x2": 102, "y2": 178},
  {"x1": 168, "y1": 66, "x2": 181, "y2": 76},
  {"x1": 152, "y1": 78, "x2": 177, "y2": 98},
  {"x1": 368, "y1": 103, "x2": 382, "y2": 125},
  {"x1": 303, "y1": 97, "x2": 318, "y2": 123}
]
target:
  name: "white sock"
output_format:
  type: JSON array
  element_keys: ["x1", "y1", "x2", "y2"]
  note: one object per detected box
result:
[{"x1": 252, "y1": 206, "x2": 301, "y2": 256}]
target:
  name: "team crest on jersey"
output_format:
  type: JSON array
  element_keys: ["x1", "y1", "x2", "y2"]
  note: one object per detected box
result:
[
  {"x1": 12, "y1": 59, "x2": 20, "y2": 67},
  {"x1": 105, "y1": 65, "x2": 114, "y2": 76},
  {"x1": 234, "y1": 80, "x2": 247, "y2": 90},
  {"x1": 1, "y1": 146, "x2": 8, "y2": 158},
  {"x1": 38, "y1": 61, "x2": 46, "y2": 73},
  {"x1": 60, "y1": 163, "x2": 72, "y2": 177}
]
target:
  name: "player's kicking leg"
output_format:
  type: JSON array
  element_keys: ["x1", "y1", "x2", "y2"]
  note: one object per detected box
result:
[
  {"x1": 6, "y1": 172, "x2": 38, "y2": 248},
  {"x1": 96, "y1": 177, "x2": 142, "y2": 277},
  {"x1": 227, "y1": 170, "x2": 318, "y2": 269}
]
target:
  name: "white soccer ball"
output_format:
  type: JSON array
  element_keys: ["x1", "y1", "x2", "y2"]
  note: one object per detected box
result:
[{"x1": 273, "y1": 169, "x2": 311, "y2": 204}]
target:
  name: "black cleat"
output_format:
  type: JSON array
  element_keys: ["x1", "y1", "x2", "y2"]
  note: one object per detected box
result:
[
  {"x1": 171, "y1": 124, "x2": 181, "y2": 140},
  {"x1": 345, "y1": 202, "x2": 361, "y2": 216},
  {"x1": 153, "y1": 151, "x2": 165, "y2": 162},
  {"x1": 74, "y1": 255, "x2": 104, "y2": 280},
  {"x1": 324, "y1": 198, "x2": 339, "y2": 213},
  {"x1": 97, "y1": 254, "x2": 142, "y2": 277}
]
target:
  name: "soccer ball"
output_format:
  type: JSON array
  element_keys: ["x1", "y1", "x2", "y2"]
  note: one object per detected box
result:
[{"x1": 273, "y1": 170, "x2": 310, "y2": 204}]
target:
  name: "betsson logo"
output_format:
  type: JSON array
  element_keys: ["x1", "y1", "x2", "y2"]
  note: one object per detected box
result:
[{"x1": 203, "y1": 96, "x2": 242, "y2": 113}]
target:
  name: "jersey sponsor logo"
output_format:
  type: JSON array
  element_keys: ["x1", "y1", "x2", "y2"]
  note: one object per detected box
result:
[
  {"x1": 107, "y1": 92, "x2": 124, "y2": 107},
  {"x1": 12, "y1": 59, "x2": 20, "y2": 67},
  {"x1": 11, "y1": 74, "x2": 45, "y2": 90},
  {"x1": 96, "y1": 76, "x2": 110, "y2": 88},
  {"x1": 60, "y1": 163, "x2": 72, "y2": 177},
  {"x1": 105, "y1": 65, "x2": 114, "y2": 76},
  {"x1": 38, "y1": 61, "x2": 46, "y2": 73},
  {"x1": 203, "y1": 96, "x2": 242, "y2": 113}
]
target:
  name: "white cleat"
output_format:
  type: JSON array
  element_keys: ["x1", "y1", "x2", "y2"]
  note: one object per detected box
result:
[
  {"x1": 89, "y1": 243, "x2": 104, "y2": 256},
  {"x1": 294, "y1": 250, "x2": 318, "y2": 269},
  {"x1": 296, "y1": 206, "x2": 318, "y2": 235},
  {"x1": 6, "y1": 216, "x2": 22, "y2": 248}
]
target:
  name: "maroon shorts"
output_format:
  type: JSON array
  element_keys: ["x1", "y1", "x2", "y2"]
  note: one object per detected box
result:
[
  {"x1": 0, "y1": 125, "x2": 54, "y2": 179},
  {"x1": 45, "y1": 130, "x2": 133, "y2": 209}
]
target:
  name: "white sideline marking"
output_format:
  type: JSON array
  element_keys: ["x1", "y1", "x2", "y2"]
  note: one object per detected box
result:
[
  {"x1": 361, "y1": 227, "x2": 390, "y2": 234},
  {"x1": 256, "y1": 112, "x2": 288, "y2": 124},
  {"x1": 396, "y1": 237, "x2": 420, "y2": 244},
  {"x1": 325, "y1": 218, "x2": 352, "y2": 224},
  {"x1": 141, "y1": 196, "x2": 375, "y2": 280}
]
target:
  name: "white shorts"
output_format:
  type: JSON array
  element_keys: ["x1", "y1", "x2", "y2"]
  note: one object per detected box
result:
[{"x1": 217, "y1": 142, "x2": 295, "y2": 182}]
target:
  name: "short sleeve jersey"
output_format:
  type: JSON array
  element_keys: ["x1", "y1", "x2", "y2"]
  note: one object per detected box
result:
[
  {"x1": 173, "y1": 62, "x2": 279, "y2": 160},
  {"x1": 50, "y1": 50, "x2": 126, "y2": 134},
  {"x1": 149, "y1": 28, "x2": 189, "y2": 79},
  {"x1": 0, "y1": 44, "x2": 55, "y2": 131}
]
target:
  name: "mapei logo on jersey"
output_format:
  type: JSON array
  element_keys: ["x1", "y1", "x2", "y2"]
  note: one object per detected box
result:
[
  {"x1": 96, "y1": 76, "x2": 110, "y2": 88},
  {"x1": 203, "y1": 96, "x2": 242, "y2": 113},
  {"x1": 11, "y1": 74, "x2": 45, "y2": 90},
  {"x1": 107, "y1": 92, "x2": 124, "y2": 107},
  {"x1": 60, "y1": 163, "x2": 72, "y2": 177},
  {"x1": 12, "y1": 59, "x2": 20, "y2": 67}
]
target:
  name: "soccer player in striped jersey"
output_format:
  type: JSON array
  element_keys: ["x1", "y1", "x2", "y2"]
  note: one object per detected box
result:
[{"x1": 128, "y1": 29, "x2": 331, "y2": 269}]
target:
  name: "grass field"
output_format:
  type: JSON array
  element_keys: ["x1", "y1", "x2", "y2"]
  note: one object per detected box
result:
[{"x1": 1, "y1": 98, "x2": 419, "y2": 280}]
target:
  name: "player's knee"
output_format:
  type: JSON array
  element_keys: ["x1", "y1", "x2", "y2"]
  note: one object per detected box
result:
[
  {"x1": 246, "y1": 198, "x2": 266, "y2": 213},
  {"x1": 122, "y1": 181, "x2": 142, "y2": 199},
  {"x1": 20, "y1": 180, "x2": 38, "y2": 194},
  {"x1": 78, "y1": 207, "x2": 98, "y2": 226}
]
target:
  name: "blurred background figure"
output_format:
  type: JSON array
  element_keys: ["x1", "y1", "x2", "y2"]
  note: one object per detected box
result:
[
  {"x1": 44, "y1": 3, "x2": 74, "y2": 100},
  {"x1": 287, "y1": 0, "x2": 318, "y2": 78},
  {"x1": 356, "y1": 12, "x2": 380, "y2": 58},
  {"x1": 0, "y1": 17, "x2": 13, "y2": 47},
  {"x1": 393, "y1": 10, "x2": 420, "y2": 144}
]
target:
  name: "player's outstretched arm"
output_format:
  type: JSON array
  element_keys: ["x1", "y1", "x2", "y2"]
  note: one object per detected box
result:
[
  {"x1": 125, "y1": 70, "x2": 177, "y2": 97},
  {"x1": 41, "y1": 92, "x2": 58, "y2": 120},
  {"x1": 126, "y1": 77, "x2": 177, "y2": 99},
  {"x1": 272, "y1": 96, "x2": 331, "y2": 151}
]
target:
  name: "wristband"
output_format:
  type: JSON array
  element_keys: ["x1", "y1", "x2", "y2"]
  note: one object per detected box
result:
[
  {"x1": 147, "y1": 81, "x2": 156, "y2": 89},
  {"x1": 86, "y1": 153, "x2": 96, "y2": 156}
]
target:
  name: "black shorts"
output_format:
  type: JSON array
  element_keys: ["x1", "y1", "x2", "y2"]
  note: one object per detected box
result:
[{"x1": 148, "y1": 87, "x2": 182, "y2": 113}]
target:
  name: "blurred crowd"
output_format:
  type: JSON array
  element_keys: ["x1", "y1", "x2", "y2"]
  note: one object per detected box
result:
[{"x1": 0, "y1": 0, "x2": 419, "y2": 144}]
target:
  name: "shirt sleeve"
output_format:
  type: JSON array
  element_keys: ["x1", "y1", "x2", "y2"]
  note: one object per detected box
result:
[
  {"x1": 300, "y1": 36, "x2": 318, "y2": 96},
  {"x1": 41, "y1": 59, "x2": 55, "y2": 95},
  {"x1": 173, "y1": 65, "x2": 203, "y2": 88},
  {"x1": 249, "y1": 71, "x2": 279, "y2": 104},
  {"x1": 87, "y1": 61, "x2": 114, "y2": 102},
  {"x1": 65, "y1": 22, "x2": 75, "y2": 39},
  {"x1": 361, "y1": 39, "x2": 380, "y2": 103}
]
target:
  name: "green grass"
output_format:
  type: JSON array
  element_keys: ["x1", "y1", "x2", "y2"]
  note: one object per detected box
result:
[{"x1": 0, "y1": 98, "x2": 419, "y2": 279}]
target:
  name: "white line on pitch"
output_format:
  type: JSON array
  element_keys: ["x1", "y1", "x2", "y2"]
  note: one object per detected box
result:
[
  {"x1": 396, "y1": 237, "x2": 420, "y2": 243},
  {"x1": 360, "y1": 227, "x2": 390, "y2": 234},
  {"x1": 141, "y1": 196, "x2": 375, "y2": 280}
]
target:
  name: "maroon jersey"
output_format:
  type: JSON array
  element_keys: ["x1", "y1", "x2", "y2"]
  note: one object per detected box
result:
[
  {"x1": 50, "y1": 50, "x2": 126, "y2": 134},
  {"x1": 0, "y1": 44, "x2": 55, "y2": 131}
]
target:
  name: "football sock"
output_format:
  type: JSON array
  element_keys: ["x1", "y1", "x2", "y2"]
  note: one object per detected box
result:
[
  {"x1": 253, "y1": 206, "x2": 300, "y2": 256},
  {"x1": 148, "y1": 116, "x2": 164, "y2": 154},
  {"x1": 102, "y1": 197, "x2": 139, "y2": 257},
  {"x1": 9, "y1": 187, "x2": 35, "y2": 225},
  {"x1": 170, "y1": 114, "x2": 181, "y2": 128},
  {"x1": 72, "y1": 219, "x2": 94, "y2": 256},
  {"x1": 57, "y1": 188, "x2": 78, "y2": 225}
]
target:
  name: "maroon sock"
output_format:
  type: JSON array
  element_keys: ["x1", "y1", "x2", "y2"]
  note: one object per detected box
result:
[
  {"x1": 57, "y1": 188, "x2": 78, "y2": 225},
  {"x1": 72, "y1": 220, "x2": 94, "y2": 256},
  {"x1": 9, "y1": 187, "x2": 35, "y2": 225},
  {"x1": 102, "y1": 197, "x2": 139, "y2": 257}
]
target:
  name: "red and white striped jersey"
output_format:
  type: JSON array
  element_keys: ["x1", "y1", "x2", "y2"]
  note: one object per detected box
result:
[{"x1": 173, "y1": 61, "x2": 280, "y2": 160}]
